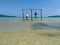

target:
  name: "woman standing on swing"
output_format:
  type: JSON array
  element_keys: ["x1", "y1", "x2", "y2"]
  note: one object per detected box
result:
[{"x1": 26, "y1": 12, "x2": 29, "y2": 20}]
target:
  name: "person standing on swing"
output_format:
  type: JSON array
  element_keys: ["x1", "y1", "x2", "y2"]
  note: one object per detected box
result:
[
  {"x1": 26, "y1": 12, "x2": 28, "y2": 20},
  {"x1": 34, "y1": 12, "x2": 37, "y2": 19}
]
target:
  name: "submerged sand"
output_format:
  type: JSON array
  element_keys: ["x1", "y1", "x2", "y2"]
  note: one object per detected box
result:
[
  {"x1": 0, "y1": 32, "x2": 60, "y2": 45},
  {"x1": 0, "y1": 18, "x2": 60, "y2": 32},
  {"x1": 0, "y1": 18, "x2": 60, "y2": 45}
]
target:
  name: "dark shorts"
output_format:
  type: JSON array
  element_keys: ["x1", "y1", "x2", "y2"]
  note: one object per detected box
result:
[{"x1": 26, "y1": 16, "x2": 28, "y2": 19}]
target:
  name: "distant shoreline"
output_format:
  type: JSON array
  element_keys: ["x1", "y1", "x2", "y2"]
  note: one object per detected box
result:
[
  {"x1": 48, "y1": 15, "x2": 60, "y2": 18},
  {"x1": 0, "y1": 14, "x2": 16, "y2": 17}
]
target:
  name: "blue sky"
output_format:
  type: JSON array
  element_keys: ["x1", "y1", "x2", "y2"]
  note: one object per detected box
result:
[{"x1": 0, "y1": 0, "x2": 60, "y2": 17}]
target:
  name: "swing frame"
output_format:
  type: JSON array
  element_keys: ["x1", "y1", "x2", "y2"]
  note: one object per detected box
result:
[{"x1": 22, "y1": 9, "x2": 43, "y2": 21}]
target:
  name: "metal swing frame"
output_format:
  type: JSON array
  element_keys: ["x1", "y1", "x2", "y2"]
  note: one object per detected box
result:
[{"x1": 22, "y1": 9, "x2": 43, "y2": 21}]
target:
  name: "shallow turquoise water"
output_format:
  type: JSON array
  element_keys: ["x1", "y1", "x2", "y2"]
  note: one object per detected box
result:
[{"x1": 0, "y1": 17, "x2": 60, "y2": 32}]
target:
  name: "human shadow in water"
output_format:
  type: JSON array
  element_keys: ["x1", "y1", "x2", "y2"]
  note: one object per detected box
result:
[{"x1": 31, "y1": 23, "x2": 60, "y2": 30}]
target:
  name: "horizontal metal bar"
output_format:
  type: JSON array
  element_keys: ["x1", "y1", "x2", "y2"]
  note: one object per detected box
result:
[{"x1": 22, "y1": 9, "x2": 42, "y2": 10}]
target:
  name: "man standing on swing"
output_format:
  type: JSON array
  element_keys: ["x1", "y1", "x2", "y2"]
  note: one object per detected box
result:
[{"x1": 34, "y1": 12, "x2": 37, "y2": 19}]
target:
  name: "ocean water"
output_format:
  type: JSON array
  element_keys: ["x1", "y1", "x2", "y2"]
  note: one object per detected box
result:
[
  {"x1": 0, "y1": 17, "x2": 60, "y2": 25},
  {"x1": 0, "y1": 17, "x2": 60, "y2": 32},
  {"x1": 0, "y1": 17, "x2": 60, "y2": 45},
  {"x1": 0, "y1": 17, "x2": 21, "y2": 22}
]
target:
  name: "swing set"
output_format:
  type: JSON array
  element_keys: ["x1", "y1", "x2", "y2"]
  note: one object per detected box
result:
[{"x1": 22, "y1": 9, "x2": 43, "y2": 22}]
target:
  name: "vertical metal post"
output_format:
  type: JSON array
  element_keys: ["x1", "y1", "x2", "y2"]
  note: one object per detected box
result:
[
  {"x1": 31, "y1": 9, "x2": 32, "y2": 21},
  {"x1": 22, "y1": 9, "x2": 24, "y2": 21},
  {"x1": 40, "y1": 9, "x2": 42, "y2": 22}
]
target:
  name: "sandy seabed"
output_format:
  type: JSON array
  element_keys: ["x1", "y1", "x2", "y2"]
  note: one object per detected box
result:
[
  {"x1": 0, "y1": 32, "x2": 60, "y2": 45},
  {"x1": 0, "y1": 18, "x2": 60, "y2": 45}
]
